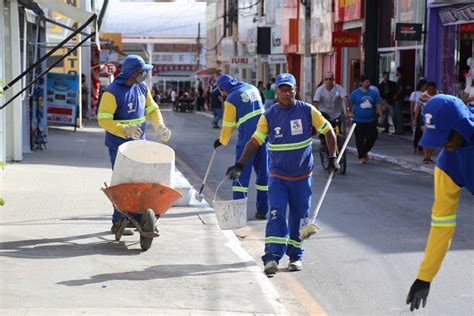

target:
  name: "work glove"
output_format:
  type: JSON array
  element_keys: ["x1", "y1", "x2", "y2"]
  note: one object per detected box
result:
[
  {"x1": 213, "y1": 139, "x2": 222, "y2": 149},
  {"x1": 406, "y1": 279, "x2": 430, "y2": 312},
  {"x1": 123, "y1": 125, "x2": 142, "y2": 140},
  {"x1": 226, "y1": 162, "x2": 243, "y2": 180},
  {"x1": 156, "y1": 125, "x2": 171, "y2": 142},
  {"x1": 327, "y1": 156, "x2": 340, "y2": 173}
]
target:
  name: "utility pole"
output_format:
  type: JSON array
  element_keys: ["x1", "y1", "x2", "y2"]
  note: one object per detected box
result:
[
  {"x1": 301, "y1": 0, "x2": 312, "y2": 103},
  {"x1": 196, "y1": 22, "x2": 201, "y2": 71}
]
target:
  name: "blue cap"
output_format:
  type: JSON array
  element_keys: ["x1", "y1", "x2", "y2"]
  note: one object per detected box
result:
[
  {"x1": 217, "y1": 74, "x2": 240, "y2": 93},
  {"x1": 275, "y1": 73, "x2": 296, "y2": 88},
  {"x1": 419, "y1": 94, "x2": 473, "y2": 148},
  {"x1": 114, "y1": 55, "x2": 153, "y2": 84}
]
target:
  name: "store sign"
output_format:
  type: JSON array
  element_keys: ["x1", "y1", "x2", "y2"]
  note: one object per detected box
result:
[
  {"x1": 153, "y1": 53, "x2": 196, "y2": 65},
  {"x1": 46, "y1": 73, "x2": 78, "y2": 126},
  {"x1": 268, "y1": 55, "x2": 287, "y2": 64},
  {"x1": 332, "y1": 32, "x2": 360, "y2": 47},
  {"x1": 439, "y1": 4, "x2": 474, "y2": 26},
  {"x1": 335, "y1": 0, "x2": 363, "y2": 23},
  {"x1": 395, "y1": 23, "x2": 422, "y2": 41},
  {"x1": 230, "y1": 57, "x2": 252, "y2": 67},
  {"x1": 271, "y1": 26, "x2": 283, "y2": 54},
  {"x1": 152, "y1": 64, "x2": 197, "y2": 75}
]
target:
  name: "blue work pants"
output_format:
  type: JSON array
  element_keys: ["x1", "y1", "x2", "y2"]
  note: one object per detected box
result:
[
  {"x1": 233, "y1": 143, "x2": 269, "y2": 215},
  {"x1": 262, "y1": 176, "x2": 312, "y2": 264}
]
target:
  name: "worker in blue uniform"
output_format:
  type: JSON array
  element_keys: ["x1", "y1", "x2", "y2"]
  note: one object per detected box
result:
[
  {"x1": 98, "y1": 55, "x2": 171, "y2": 235},
  {"x1": 226, "y1": 73, "x2": 339, "y2": 275},
  {"x1": 406, "y1": 95, "x2": 474, "y2": 311},
  {"x1": 214, "y1": 74, "x2": 269, "y2": 220}
]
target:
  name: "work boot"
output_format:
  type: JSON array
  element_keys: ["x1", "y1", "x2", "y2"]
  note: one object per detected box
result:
[
  {"x1": 264, "y1": 260, "x2": 278, "y2": 276},
  {"x1": 288, "y1": 260, "x2": 303, "y2": 272},
  {"x1": 110, "y1": 223, "x2": 134, "y2": 236},
  {"x1": 255, "y1": 212, "x2": 267, "y2": 220}
]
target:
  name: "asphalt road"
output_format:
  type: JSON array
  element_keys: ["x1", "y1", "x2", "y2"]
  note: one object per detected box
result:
[{"x1": 163, "y1": 107, "x2": 474, "y2": 316}]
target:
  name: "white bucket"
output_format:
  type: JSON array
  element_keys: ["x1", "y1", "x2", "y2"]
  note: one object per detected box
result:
[
  {"x1": 212, "y1": 178, "x2": 247, "y2": 230},
  {"x1": 111, "y1": 140, "x2": 175, "y2": 187}
]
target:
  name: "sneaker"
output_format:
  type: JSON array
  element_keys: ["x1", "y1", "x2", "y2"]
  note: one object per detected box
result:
[
  {"x1": 288, "y1": 260, "x2": 303, "y2": 272},
  {"x1": 255, "y1": 212, "x2": 267, "y2": 220},
  {"x1": 264, "y1": 260, "x2": 278, "y2": 275},
  {"x1": 363, "y1": 155, "x2": 369, "y2": 163}
]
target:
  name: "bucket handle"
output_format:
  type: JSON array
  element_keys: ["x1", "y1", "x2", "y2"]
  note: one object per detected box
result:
[{"x1": 213, "y1": 176, "x2": 246, "y2": 202}]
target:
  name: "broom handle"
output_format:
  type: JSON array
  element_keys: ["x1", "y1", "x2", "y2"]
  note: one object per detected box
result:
[
  {"x1": 199, "y1": 149, "x2": 217, "y2": 195},
  {"x1": 310, "y1": 123, "x2": 357, "y2": 224}
]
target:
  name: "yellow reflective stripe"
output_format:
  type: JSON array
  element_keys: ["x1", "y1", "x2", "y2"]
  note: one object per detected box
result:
[
  {"x1": 117, "y1": 116, "x2": 146, "y2": 126},
  {"x1": 288, "y1": 239, "x2": 303, "y2": 249},
  {"x1": 268, "y1": 138, "x2": 312, "y2": 151},
  {"x1": 431, "y1": 214, "x2": 456, "y2": 227},
  {"x1": 145, "y1": 105, "x2": 157, "y2": 115},
  {"x1": 232, "y1": 186, "x2": 248, "y2": 193},
  {"x1": 236, "y1": 109, "x2": 263, "y2": 127},
  {"x1": 255, "y1": 184, "x2": 268, "y2": 191},
  {"x1": 97, "y1": 113, "x2": 114, "y2": 120},
  {"x1": 254, "y1": 131, "x2": 267, "y2": 143},
  {"x1": 223, "y1": 121, "x2": 237, "y2": 127},
  {"x1": 317, "y1": 121, "x2": 330, "y2": 134},
  {"x1": 265, "y1": 236, "x2": 288, "y2": 245}
]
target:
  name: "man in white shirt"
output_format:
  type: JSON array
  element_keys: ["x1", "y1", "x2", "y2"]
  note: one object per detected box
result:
[
  {"x1": 313, "y1": 72, "x2": 349, "y2": 122},
  {"x1": 463, "y1": 80, "x2": 474, "y2": 107}
]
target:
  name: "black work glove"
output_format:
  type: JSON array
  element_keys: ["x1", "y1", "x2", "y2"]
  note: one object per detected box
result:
[
  {"x1": 327, "y1": 156, "x2": 340, "y2": 173},
  {"x1": 226, "y1": 162, "x2": 243, "y2": 180},
  {"x1": 406, "y1": 279, "x2": 430, "y2": 312},
  {"x1": 213, "y1": 139, "x2": 222, "y2": 149}
]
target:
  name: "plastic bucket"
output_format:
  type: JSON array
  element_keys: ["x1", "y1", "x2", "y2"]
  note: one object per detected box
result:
[
  {"x1": 111, "y1": 140, "x2": 175, "y2": 187},
  {"x1": 212, "y1": 178, "x2": 247, "y2": 230}
]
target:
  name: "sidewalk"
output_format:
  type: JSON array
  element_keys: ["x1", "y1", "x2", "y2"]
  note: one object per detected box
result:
[{"x1": 0, "y1": 124, "x2": 288, "y2": 315}]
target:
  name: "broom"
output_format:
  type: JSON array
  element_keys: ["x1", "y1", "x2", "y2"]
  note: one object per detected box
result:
[
  {"x1": 195, "y1": 149, "x2": 217, "y2": 202},
  {"x1": 299, "y1": 122, "x2": 357, "y2": 240}
]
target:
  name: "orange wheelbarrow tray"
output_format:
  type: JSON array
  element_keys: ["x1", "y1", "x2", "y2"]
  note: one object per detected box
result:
[{"x1": 102, "y1": 183, "x2": 182, "y2": 250}]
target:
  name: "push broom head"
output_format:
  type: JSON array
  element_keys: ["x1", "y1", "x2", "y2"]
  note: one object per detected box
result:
[{"x1": 299, "y1": 223, "x2": 320, "y2": 240}]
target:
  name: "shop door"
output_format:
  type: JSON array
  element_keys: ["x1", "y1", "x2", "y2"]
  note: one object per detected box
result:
[{"x1": 378, "y1": 51, "x2": 396, "y2": 83}]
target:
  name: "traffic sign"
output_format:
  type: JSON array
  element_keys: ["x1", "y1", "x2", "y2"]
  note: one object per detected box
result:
[{"x1": 104, "y1": 62, "x2": 117, "y2": 75}]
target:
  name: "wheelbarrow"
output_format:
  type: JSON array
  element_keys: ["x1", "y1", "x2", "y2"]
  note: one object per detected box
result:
[{"x1": 102, "y1": 182, "x2": 182, "y2": 251}]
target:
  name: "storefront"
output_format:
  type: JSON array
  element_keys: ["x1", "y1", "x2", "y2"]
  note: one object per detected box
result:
[
  {"x1": 311, "y1": 0, "x2": 335, "y2": 91},
  {"x1": 377, "y1": 0, "x2": 425, "y2": 92},
  {"x1": 426, "y1": 2, "x2": 474, "y2": 97},
  {"x1": 334, "y1": 0, "x2": 364, "y2": 93}
]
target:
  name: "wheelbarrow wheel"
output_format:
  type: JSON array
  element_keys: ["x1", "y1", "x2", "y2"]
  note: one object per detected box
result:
[{"x1": 140, "y1": 209, "x2": 156, "y2": 251}]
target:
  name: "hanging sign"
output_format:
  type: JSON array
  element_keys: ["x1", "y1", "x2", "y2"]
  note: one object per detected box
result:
[
  {"x1": 395, "y1": 23, "x2": 422, "y2": 41},
  {"x1": 332, "y1": 32, "x2": 360, "y2": 47},
  {"x1": 46, "y1": 73, "x2": 79, "y2": 126}
]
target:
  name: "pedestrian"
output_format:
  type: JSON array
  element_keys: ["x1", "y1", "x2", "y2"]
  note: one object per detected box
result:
[
  {"x1": 410, "y1": 79, "x2": 427, "y2": 154},
  {"x1": 313, "y1": 71, "x2": 349, "y2": 149},
  {"x1": 393, "y1": 67, "x2": 407, "y2": 134},
  {"x1": 213, "y1": 74, "x2": 269, "y2": 220},
  {"x1": 257, "y1": 80, "x2": 265, "y2": 102},
  {"x1": 210, "y1": 85, "x2": 223, "y2": 129},
  {"x1": 81, "y1": 74, "x2": 89, "y2": 121},
  {"x1": 378, "y1": 71, "x2": 397, "y2": 133},
  {"x1": 462, "y1": 79, "x2": 474, "y2": 107},
  {"x1": 97, "y1": 55, "x2": 171, "y2": 235},
  {"x1": 225, "y1": 73, "x2": 339, "y2": 275},
  {"x1": 263, "y1": 82, "x2": 276, "y2": 109},
  {"x1": 413, "y1": 81, "x2": 438, "y2": 164},
  {"x1": 406, "y1": 94, "x2": 474, "y2": 311},
  {"x1": 171, "y1": 89, "x2": 177, "y2": 106},
  {"x1": 348, "y1": 75, "x2": 384, "y2": 163}
]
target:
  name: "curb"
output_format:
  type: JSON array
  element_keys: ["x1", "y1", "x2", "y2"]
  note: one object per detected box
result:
[
  {"x1": 196, "y1": 110, "x2": 434, "y2": 175},
  {"x1": 312, "y1": 139, "x2": 434, "y2": 175}
]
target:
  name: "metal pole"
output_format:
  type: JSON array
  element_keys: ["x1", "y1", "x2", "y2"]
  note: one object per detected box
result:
[
  {"x1": 1, "y1": 32, "x2": 94, "y2": 110},
  {"x1": 2, "y1": 14, "x2": 96, "y2": 92}
]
